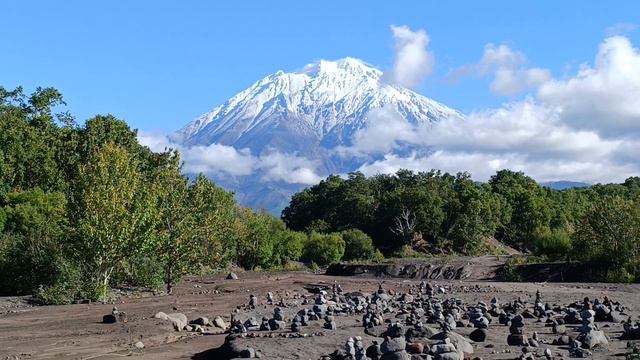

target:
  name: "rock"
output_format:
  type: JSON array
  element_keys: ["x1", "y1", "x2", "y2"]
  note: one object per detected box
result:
[
  {"x1": 239, "y1": 346, "x2": 256, "y2": 358},
  {"x1": 367, "y1": 342, "x2": 383, "y2": 359},
  {"x1": 383, "y1": 324, "x2": 406, "y2": 338},
  {"x1": 581, "y1": 330, "x2": 608, "y2": 349},
  {"x1": 469, "y1": 328, "x2": 487, "y2": 342},
  {"x1": 434, "y1": 352, "x2": 459, "y2": 360},
  {"x1": 405, "y1": 342, "x2": 424, "y2": 354},
  {"x1": 189, "y1": 316, "x2": 209, "y2": 326},
  {"x1": 366, "y1": 325, "x2": 389, "y2": 337},
  {"x1": 382, "y1": 352, "x2": 411, "y2": 360},
  {"x1": 406, "y1": 326, "x2": 438, "y2": 341},
  {"x1": 134, "y1": 341, "x2": 144, "y2": 349},
  {"x1": 552, "y1": 324, "x2": 567, "y2": 334},
  {"x1": 153, "y1": 311, "x2": 187, "y2": 331},
  {"x1": 213, "y1": 316, "x2": 226, "y2": 329},
  {"x1": 554, "y1": 335, "x2": 573, "y2": 346},
  {"x1": 167, "y1": 313, "x2": 188, "y2": 331},
  {"x1": 507, "y1": 334, "x2": 528, "y2": 346},
  {"x1": 268, "y1": 318, "x2": 286, "y2": 330},
  {"x1": 569, "y1": 347, "x2": 592, "y2": 358},
  {"x1": 226, "y1": 272, "x2": 238, "y2": 280},
  {"x1": 154, "y1": 311, "x2": 169, "y2": 320},
  {"x1": 103, "y1": 307, "x2": 127, "y2": 323},
  {"x1": 381, "y1": 337, "x2": 406, "y2": 353},
  {"x1": 609, "y1": 311, "x2": 625, "y2": 323},
  {"x1": 432, "y1": 332, "x2": 473, "y2": 355}
]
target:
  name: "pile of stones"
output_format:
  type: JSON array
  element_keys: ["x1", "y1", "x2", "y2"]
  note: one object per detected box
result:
[
  {"x1": 221, "y1": 282, "x2": 634, "y2": 360},
  {"x1": 102, "y1": 306, "x2": 127, "y2": 323}
]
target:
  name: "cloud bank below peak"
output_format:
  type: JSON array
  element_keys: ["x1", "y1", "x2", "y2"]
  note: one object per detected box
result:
[
  {"x1": 349, "y1": 34, "x2": 640, "y2": 185},
  {"x1": 138, "y1": 133, "x2": 323, "y2": 186}
]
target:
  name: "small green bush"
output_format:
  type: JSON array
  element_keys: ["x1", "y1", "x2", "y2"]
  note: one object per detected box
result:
[
  {"x1": 113, "y1": 254, "x2": 164, "y2": 289},
  {"x1": 271, "y1": 231, "x2": 306, "y2": 266},
  {"x1": 501, "y1": 264, "x2": 523, "y2": 282},
  {"x1": 302, "y1": 232, "x2": 345, "y2": 266},
  {"x1": 606, "y1": 269, "x2": 635, "y2": 283},
  {"x1": 341, "y1": 229, "x2": 376, "y2": 261}
]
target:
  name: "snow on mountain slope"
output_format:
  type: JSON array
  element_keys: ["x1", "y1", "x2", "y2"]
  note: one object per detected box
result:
[
  {"x1": 177, "y1": 58, "x2": 460, "y2": 155},
  {"x1": 174, "y1": 58, "x2": 463, "y2": 213}
]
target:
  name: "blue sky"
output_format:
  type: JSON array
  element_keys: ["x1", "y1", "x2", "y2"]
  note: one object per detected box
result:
[{"x1": 2, "y1": 1, "x2": 639, "y2": 132}]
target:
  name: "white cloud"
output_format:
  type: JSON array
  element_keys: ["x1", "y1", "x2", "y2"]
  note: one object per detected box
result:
[
  {"x1": 450, "y1": 43, "x2": 551, "y2": 96},
  {"x1": 339, "y1": 106, "x2": 428, "y2": 155},
  {"x1": 257, "y1": 151, "x2": 323, "y2": 185},
  {"x1": 350, "y1": 36, "x2": 640, "y2": 185},
  {"x1": 538, "y1": 36, "x2": 640, "y2": 135},
  {"x1": 138, "y1": 133, "x2": 322, "y2": 185},
  {"x1": 383, "y1": 25, "x2": 434, "y2": 89}
]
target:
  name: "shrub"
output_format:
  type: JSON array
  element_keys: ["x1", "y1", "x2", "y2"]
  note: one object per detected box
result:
[
  {"x1": 302, "y1": 232, "x2": 345, "y2": 266},
  {"x1": 373, "y1": 249, "x2": 385, "y2": 263},
  {"x1": 605, "y1": 268, "x2": 635, "y2": 283},
  {"x1": 535, "y1": 228, "x2": 573, "y2": 261},
  {"x1": 0, "y1": 233, "x2": 65, "y2": 295},
  {"x1": 501, "y1": 264, "x2": 523, "y2": 282},
  {"x1": 113, "y1": 254, "x2": 164, "y2": 289},
  {"x1": 271, "y1": 231, "x2": 306, "y2": 266},
  {"x1": 341, "y1": 229, "x2": 376, "y2": 261},
  {"x1": 34, "y1": 257, "x2": 85, "y2": 305}
]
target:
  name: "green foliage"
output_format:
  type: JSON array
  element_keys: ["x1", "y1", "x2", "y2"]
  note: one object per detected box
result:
[
  {"x1": 605, "y1": 268, "x2": 636, "y2": 283},
  {"x1": 501, "y1": 264, "x2": 523, "y2": 282},
  {"x1": 573, "y1": 196, "x2": 640, "y2": 281},
  {"x1": 341, "y1": 229, "x2": 376, "y2": 261},
  {"x1": 0, "y1": 189, "x2": 68, "y2": 295},
  {"x1": 302, "y1": 232, "x2": 345, "y2": 266},
  {"x1": 284, "y1": 170, "x2": 504, "y2": 254},
  {"x1": 534, "y1": 228, "x2": 573, "y2": 261},
  {"x1": 113, "y1": 254, "x2": 164, "y2": 289},
  {"x1": 4, "y1": 84, "x2": 640, "y2": 303},
  {"x1": 0, "y1": 207, "x2": 5, "y2": 232},
  {"x1": 272, "y1": 231, "x2": 306, "y2": 266},
  {"x1": 73, "y1": 143, "x2": 157, "y2": 301}
]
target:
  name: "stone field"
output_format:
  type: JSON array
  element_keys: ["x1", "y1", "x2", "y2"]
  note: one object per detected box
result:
[{"x1": 1, "y1": 260, "x2": 640, "y2": 359}]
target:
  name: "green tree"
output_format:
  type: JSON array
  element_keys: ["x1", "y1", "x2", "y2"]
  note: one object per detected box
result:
[
  {"x1": 341, "y1": 228, "x2": 376, "y2": 261},
  {"x1": 73, "y1": 143, "x2": 156, "y2": 301},
  {"x1": 489, "y1": 170, "x2": 551, "y2": 250},
  {"x1": 189, "y1": 174, "x2": 237, "y2": 271},
  {"x1": 302, "y1": 232, "x2": 345, "y2": 266},
  {"x1": 0, "y1": 189, "x2": 68, "y2": 295},
  {"x1": 270, "y1": 230, "x2": 306, "y2": 267},
  {"x1": 574, "y1": 196, "x2": 640, "y2": 269},
  {"x1": 153, "y1": 152, "x2": 196, "y2": 294}
]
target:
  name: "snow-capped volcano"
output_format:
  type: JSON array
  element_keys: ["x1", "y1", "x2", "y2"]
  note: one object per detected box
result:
[
  {"x1": 178, "y1": 58, "x2": 459, "y2": 154},
  {"x1": 175, "y1": 58, "x2": 462, "y2": 212}
]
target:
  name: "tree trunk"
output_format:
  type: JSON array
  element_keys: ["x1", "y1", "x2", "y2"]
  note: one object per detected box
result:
[{"x1": 166, "y1": 264, "x2": 173, "y2": 295}]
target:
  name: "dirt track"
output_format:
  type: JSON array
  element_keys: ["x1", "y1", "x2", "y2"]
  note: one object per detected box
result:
[{"x1": 1, "y1": 265, "x2": 639, "y2": 359}]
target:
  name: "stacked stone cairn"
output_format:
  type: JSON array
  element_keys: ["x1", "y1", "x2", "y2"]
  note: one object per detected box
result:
[
  {"x1": 268, "y1": 307, "x2": 286, "y2": 330},
  {"x1": 623, "y1": 318, "x2": 640, "y2": 340},
  {"x1": 324, "y1": 314, "x2": 337, "y2": 330},
  {"x1": 248, "y1": 294, "x2": 258, "y2": 309},
  {"x1": 430, "y1": 337, "x2": 459, "y2": 360},
  {"x1": 507, "y1": 314, "x2": 528, "y2": 346},
  {"x1": 103, "y1": 306, "x2": 127, "y2": 323},
  {"x1": 380, "y1": 323, "x2": 409, "y2": 360},
  {"x1": 576, "y1": 309, "x2": 608, "y2": 349}
]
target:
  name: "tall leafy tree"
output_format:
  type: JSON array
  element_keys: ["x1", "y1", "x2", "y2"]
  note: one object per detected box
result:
[{"x1": 74, "y1": 143, "x2": 156, "y2": 301}]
